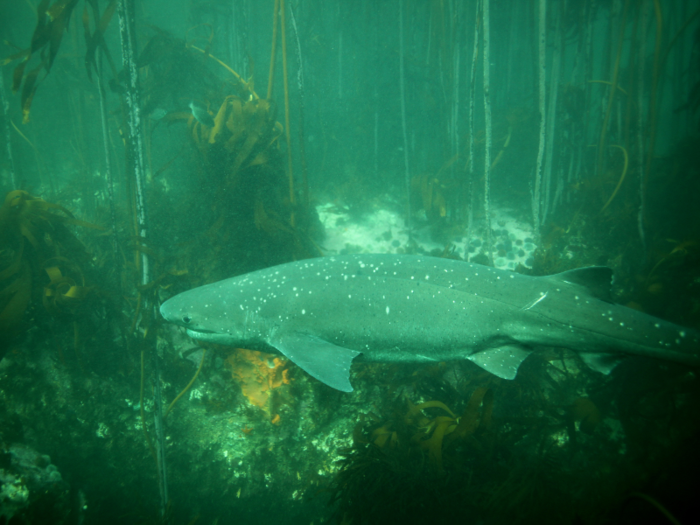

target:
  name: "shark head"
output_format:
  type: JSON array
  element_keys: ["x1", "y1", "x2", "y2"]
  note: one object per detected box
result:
[
  {"x1": 159, "y1": 265, "x2": 362, "y2": 392},
  {"x1": 159, "y1": 280, "x2": 265, "y2": 347}
]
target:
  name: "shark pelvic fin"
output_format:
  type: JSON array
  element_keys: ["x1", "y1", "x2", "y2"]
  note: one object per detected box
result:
[
  {"x1": 550, "y1": 266, "x2": 614, "y2": 302},
  {"x1": 467, "y1": 345, "x2": 532, "y2": 379},
  {"x1": 579, "y1": 352, "x2": 626, "y2": 375},
  {"x1": 271, "y1": 332, "x2": 361, "y2": 392}
]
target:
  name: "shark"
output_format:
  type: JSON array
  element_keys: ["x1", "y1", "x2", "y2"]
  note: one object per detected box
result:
[{"x1": 159, "y1": 254, "x2": 700, "y2": 391}]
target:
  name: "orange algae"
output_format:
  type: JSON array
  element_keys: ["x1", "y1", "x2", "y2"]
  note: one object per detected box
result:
[{"x1": 226, "y1": 348, "x2": 290, "y2": 415}]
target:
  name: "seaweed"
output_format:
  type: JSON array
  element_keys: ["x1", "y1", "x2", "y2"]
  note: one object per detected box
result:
[
  {"x1": 4, "y1": 0, "x2": 118, "y2": 122},
  {"x1": 0, "y1": 190, "x2": 103, "y2": 359},
  {"x1": 328, "y1": 388, "x2": 494, "y2": 523},
  {"x1": 133, "y1": 29, "x2": 321, "y2": 283}
]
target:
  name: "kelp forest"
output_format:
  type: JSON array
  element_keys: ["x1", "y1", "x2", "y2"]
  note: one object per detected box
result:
[{"x1": 0, "y1": 1, "x2": 699, "y2": 524}]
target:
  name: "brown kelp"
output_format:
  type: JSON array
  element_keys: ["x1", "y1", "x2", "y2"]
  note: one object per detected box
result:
[
  {"x1": 133, "y1": 29, "x2": 320, "y2": 282},
  {"x1": 184, "y1": 91, "x2": 320, "y2": 277},
  {"x1": 5, "y1": 0, "x2": 118, "y2": 122},
  {"x1": 0, "y1": 190, "x2": 101, "y2": 357},
  {"x1": 329, "y1": 388, "x2": 494, "y2": 523}
]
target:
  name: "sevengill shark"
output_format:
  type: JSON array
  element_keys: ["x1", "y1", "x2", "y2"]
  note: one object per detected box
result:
[{"x1": 159, "y1": 254, "x2": 700, "y2": 391}]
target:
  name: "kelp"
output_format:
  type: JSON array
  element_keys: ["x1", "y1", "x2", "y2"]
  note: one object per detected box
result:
[
  {"x1": 83, "y1": 0, "x2": 119, "y2": 82},
  {"x1": 182, "y1": 91, "x2": 320, "y2": 277},
  {"x1": 599, "y1": 145, "x2": 629, "y2": 213},
  {"x1": 329, "y1": 388, "x2": 494, "y2": 524},
  {"x1": 165, "y1": 348, "x2": 207, "y2": 419},
  {"x1": 0, "y1": 248, "x2": 31, "y2": 351},
  {"x1": 127, "y1": 26, "x2": 321, "y2": 286},
  {"x1": 0, "y1": 190, "x2": 101, "y2": 356},
  {"x1": 5, "y1": 0, "x2": 118, "y2": 122},
  {"x1": 406, "y1": 389, "x2": 493, "y2": 471},
  {"x1": 411, "y1": 173, "x2": 447, "y2": 221},
  {"x1": 190, "y1": 95, "x2": 283, "y2": 188},
  {"x1": 134, "y1": 30, "x2": 244, "y2": 120},
  {"x1": 356, "y1": 389, "x2": 493, "y2": 472},
  {"x1": 42, "y1": 260, "x2": 90, "y2": 316}
]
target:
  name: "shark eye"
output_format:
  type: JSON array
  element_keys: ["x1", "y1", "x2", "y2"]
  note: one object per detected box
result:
[{"x1": 182, "y1": 315, "x2": 192, "y2": 324}]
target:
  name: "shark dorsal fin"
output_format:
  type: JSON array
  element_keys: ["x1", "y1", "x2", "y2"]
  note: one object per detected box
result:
[{"x1": 549, "y1": 266, "x2": 613, "y2": 302}]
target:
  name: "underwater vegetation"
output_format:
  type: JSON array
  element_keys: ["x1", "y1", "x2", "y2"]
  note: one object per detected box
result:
[
  {"x1": 135, "y1": 29, "x2": 227, "y2": 120},
  {"x1": 328, "y1": 389, "x2": 493, "y2": 524},
  {"x1": 5, "y1": 0, "x2": 117, "y2": 123},
  {"x1": 326, "y1": 350, "x2": 700, "y2": 525},
  {"x1": 411, "y1": 172, "x2": 447, "y2": 221},
  {"x1": 133, "y1": 29, "x2": 321, "y2": 284},
  {"x1": 175, "y1": 89, "x2": 322, "y2": 281},
  {"x1": 2, "y1": 10, "x2": 327, "y2": 521},
  {"x1": 188, "y1": 94, "x2": 283, "y2": 201},
  {"x1": 0, "y1": 190, "x2": 108, "y2": 359}
]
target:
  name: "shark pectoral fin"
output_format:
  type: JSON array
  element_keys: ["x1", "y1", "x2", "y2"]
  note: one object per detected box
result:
[
  {"x1": 271, "y1": 333, "x2": 361, "y2": 392},
  {"x1": 579, "y1": 352, "x2": 625, "y2": 375},
  {"x1": 467, "y1": 345, "x2": 532, "y2": 380}
]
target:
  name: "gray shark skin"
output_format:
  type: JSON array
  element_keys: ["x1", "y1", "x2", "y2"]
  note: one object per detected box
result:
[{"x1": 159, "y1": 254, "x2": 700, "y2": 392}]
